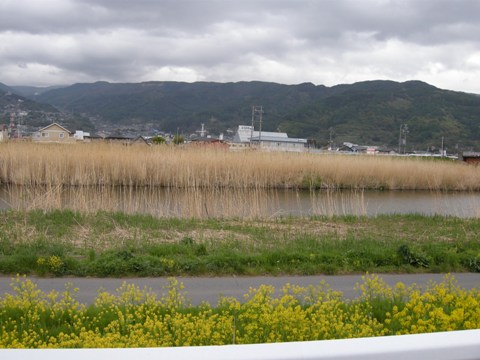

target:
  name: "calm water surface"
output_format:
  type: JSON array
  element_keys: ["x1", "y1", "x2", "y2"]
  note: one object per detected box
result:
[{"x1": 0, "y1": 186, "x2": 479, "y2": 218}]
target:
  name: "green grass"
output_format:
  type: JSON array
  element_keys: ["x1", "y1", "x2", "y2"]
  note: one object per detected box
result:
[{"x1": 0, "y1": 210, "x2": 479, "y2": 277}]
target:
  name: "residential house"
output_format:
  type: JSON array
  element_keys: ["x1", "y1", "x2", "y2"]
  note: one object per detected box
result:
[
  {"x1": 32, "y1": 123, "x2": 73, "y2": 143},
  {"x1": 189, "y1": 137, "x2": 229, "y2": 149},
  {"x1": 104, "y1": 135, "x2": 134, "y2": 146},
  {"x1": 132, "y1": 136, "x2": 151, "y2": 146},
  {"x1": 461, "y1": 152, "x2": 480, "y2": 165},
  {"x1": 338, "y1": 142, "x2": 388, "y2": 154}
]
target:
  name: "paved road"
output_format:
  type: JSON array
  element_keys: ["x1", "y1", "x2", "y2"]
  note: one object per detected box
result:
[
  {"x1": 0, "y1": 273, "x2": 480, "y2": 305},
  {"x1": 1, "y1": 273, "x2": 479, "y2": 306}
]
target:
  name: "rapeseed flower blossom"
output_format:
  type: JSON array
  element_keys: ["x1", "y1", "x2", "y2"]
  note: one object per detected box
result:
[{"x1": 0, "y1": 274, "x2": 478, "y2": 348}]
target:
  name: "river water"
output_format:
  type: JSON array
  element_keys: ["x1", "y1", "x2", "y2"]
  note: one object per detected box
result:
[{"x1": 1, "y1": 186, "x2": 479, "y2": 218}]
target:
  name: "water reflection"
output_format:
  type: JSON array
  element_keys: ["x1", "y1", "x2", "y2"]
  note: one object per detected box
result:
[{"x1": 0, "y1": 185, "x2": 479, "y2": 218}]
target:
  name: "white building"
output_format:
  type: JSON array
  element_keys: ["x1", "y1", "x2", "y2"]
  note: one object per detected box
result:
[
  {"x1": 250, "y1": 135, "x2": 307, "y2": 152},
  {"x1": 233, "y1": 125, "x2": 288, "y2": 143},
  {"x1": 73, "y1": 130, "x2": 91, "y2": 140},
  {"x1": 233, "y1": 125, "x2": 307, "y2": 152}
]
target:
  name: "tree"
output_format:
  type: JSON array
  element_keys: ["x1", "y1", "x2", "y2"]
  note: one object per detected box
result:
[
  {"x1": 172, "y1": 134, "x2": 184, "y2": 145},
  {"x1": 151, "y1": 135, "x2": 166, "y2": 145}
]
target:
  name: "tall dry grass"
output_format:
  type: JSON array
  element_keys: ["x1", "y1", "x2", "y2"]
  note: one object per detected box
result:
[{"x1": 0, "y1": 142, "x2": 479, "y2": 190}]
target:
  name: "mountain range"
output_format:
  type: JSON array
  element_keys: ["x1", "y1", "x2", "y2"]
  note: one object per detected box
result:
[{"x1": 2, "y1": 80, "x2": 480, "y2": 150}]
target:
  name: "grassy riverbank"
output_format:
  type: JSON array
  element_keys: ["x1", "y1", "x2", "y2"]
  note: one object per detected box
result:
[
  {"x1": 1, "y1": 210, "x2": 479, "y2": 277},
  {"x1": 1, "y1": 142, "x2": 479, "y2": 190}
]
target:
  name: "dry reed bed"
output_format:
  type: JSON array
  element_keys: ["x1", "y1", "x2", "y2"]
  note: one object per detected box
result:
[{"x1": 0, "y1": 142, "x2": 479, "y2": 190}]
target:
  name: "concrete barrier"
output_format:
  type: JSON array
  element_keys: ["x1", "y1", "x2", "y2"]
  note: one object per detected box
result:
[{"x1": 1, "y1": 330, "x2": 479, "y2": 360}]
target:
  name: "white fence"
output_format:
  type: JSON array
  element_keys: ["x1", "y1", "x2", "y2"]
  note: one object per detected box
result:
[{"x1": 1, "y1": 330, "x2": 479, "y2": 360}]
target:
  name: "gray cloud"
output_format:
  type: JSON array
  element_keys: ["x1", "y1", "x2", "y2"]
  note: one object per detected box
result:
[{"x1": 1, "y1": 0, "x2": 480, "y2": 92}]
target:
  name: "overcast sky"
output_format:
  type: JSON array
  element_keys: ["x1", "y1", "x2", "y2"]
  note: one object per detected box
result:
[{"x1": 1, "y1": 0, "x2": 480, "y2": 93}]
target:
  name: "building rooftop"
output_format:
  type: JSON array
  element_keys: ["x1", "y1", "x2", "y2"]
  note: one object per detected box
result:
[
  {"x1": 234, "y1": 125, "x2": 288, "y2": 143},
  {"x1": 250, "y1": 135, "x2": 307, "y2": 143},
  {"x1": 463, "y1": 152, "x2": 480, "y2": 157}
]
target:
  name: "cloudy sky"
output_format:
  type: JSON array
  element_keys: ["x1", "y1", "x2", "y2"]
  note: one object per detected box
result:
[{"x1": 1, "y1": 0, "x2": 480, "y2": 93}]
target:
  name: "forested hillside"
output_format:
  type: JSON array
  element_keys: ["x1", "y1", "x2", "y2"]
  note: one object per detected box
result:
[
  {"x1": 23, "y1": 80, "x2": 480, "y2": 149},
  {"x1": 0, "y1": 83, "x2": 94, "y2": 132}
]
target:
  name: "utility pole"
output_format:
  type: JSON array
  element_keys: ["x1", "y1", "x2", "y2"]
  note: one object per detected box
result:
[
  {"x1": 329, "y1": 127, "x2": 335, "y2": 150},
  {"x1": 17, "y1": 99, "x2": 24, "y2": 139},
  {"x1": 196, "y1": 123, "x2": 206, "y2": 137},
  {"x1": 250, "y1": 106, "x2": 263, "y2": 147},
  {"x1": 250, "y1": 107, "x2": 254, "y2": 145},
  {"x1": 398, "y1": 124, "x2": 409, "y2": 154}
]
